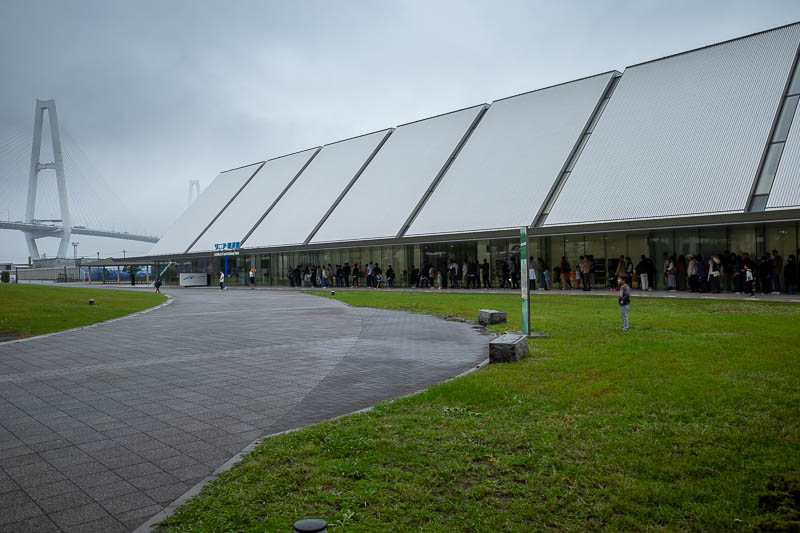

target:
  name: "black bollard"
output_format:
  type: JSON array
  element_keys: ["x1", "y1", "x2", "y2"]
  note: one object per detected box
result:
[
  {"x1": 294, "y1": 518, "x2": 327, "y2": 533},
  {"x1": 89, "y1": 298, "x2": 95, "y2": 305}
]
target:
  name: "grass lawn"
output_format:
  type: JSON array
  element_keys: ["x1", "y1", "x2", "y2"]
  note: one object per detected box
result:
[
  {"x1": 0, "y1": 284, "x2": 166, "y2": 340},
  {"x1": 159, "y1": 291, "x2": 800, "y2": 532}
]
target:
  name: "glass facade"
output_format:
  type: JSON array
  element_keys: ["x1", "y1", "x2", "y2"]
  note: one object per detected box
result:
[{"x1": 153, "y1": 222, "x2": 799, "y2": 293}]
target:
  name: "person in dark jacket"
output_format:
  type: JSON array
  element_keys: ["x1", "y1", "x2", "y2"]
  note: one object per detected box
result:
[
  {"x1": 481, "y1": 259, "x2": 491, "y2": 288},
  {"x1": 636, "y1": 255, "x2": 649, "y2": 290},
  {"x1": 784, "y1": 255, "x2": 797, "y2": 295}
]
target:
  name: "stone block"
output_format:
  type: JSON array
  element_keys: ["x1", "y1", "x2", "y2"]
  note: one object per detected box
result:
[
  {"x1": 478, "y1": 309, "x2": 507, "y2": 326},
  {"x1": 489, "y1": 334, "x2": 528, "y2": 363}
]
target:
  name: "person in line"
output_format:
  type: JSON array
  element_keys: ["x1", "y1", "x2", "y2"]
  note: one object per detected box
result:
[
  {"x1": 352, "y1": 263, "x2": 360, "y2": 288},
  {"x1": 771, "y1": 249, "x2": 783, "y2": 294},
  {"x1": 666, "y1": 255, "x2": 677, "y2": 291},
  {"x1": 249, "y1": 268, "x2": 255, "y2": 289},
  {"x1": 744, "y1": 263, "x2": 755, "y2": 297},
  {"x1": 708, "y1": 255, "x2": 721, "y2": 293},
  {"x1": 529, "y1": 256, "x2": 537, "y2": 291},
  {"x1": 481, "y1": 258, "x2": 491, "y2": 289},
  {"x1": 509, "y1": 260, "x2": 519, "y2": 289},
  {"x1": 537, "y1": 258, "x2": 550, "y2": 291},
  {"x1": 626, "y1": 256, "x2": 634, "y2": 286},
  {"x1": 635, "y1": 255, "x2": 648, "y2": 291},
  {"x1": 784, "y1": 255, "x2": 797, "y2": 295},
  {"x1": 219, "y1": 271, "x2": 225, "y2": 291},
  {"x1": 618, "y1": 275, "x2": 630, "y2": 332},
  {"x1": 581, "y1": 255, "x2": 591, "y2": 291},
  {"x1": 575, "y1": 256, "x2": 582, "y2": 290},
  {"x1": 386, "y1": 265, "x2": 395, "y2": 288},
  {"x1": 559, "y1": 256, "x2": 571, "y2": 290},
  {"x1": 449, "y1": 259, "x2": 458, "y2": 289},
  {"x1": 374, "y1": 263, "x2": 383, "y2": 288},
  {"x1": 613, "y1": 255, "x2": 626, "y2": 290},
  {"x1": 462, "y1": 259, "x2": 469, "y2": 289},
  {"x1": 501, "y1": 260, "x2": 510, "y2": 289}
]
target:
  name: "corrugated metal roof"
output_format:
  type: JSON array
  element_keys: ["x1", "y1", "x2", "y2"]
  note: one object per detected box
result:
[
  {"x1": 405, "y1": 72, "x2": 614, "y2": 236},
  {"x1": 147, "y1": 163, "x2": 263, "y2": 256},
  {"x1": 767, "y1": 102, "x2": 800, "y2": 210},
  {"x1": 310, "y1": 105, "x2": 485, "y2": 243},
  {"x1": 189, "y1": 148, "x2": 319, "y2": 253},
  {"x1": 244, "y1": 130, "x2": 391, "y2": 248},
  {"x1": 545, "y1": 23, "x2": 800, "y2": 226}
]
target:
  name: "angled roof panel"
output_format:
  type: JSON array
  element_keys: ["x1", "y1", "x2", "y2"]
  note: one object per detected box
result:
[
  {"x1": 147, "y1": 162, "x2": 263, "y2": 256},
  {"x1": 767, "y1": 103, "x2": 800, "y2": 210},
  {"x1": 406, "y1": 72, "x2": 615, "y2": 236},
  {"x1": 245, "y1": 130, "x2": 392, "y2": 248},
  {"x1": 545, "y1": 23, "x2": 800, "y2": 226},
  {"x1": 189, "y1": 148, "x2": 318, "y2": 253},
  {"x1": 310, "y1": 105, "x2": 485, "y2": 244}
]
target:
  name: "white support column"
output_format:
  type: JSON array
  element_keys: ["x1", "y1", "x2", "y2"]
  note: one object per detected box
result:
[{"x1": 24, "y1": 99, "x2": 72, "y2": 259}]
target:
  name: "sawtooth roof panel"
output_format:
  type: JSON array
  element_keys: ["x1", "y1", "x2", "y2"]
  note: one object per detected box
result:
[
  {"x1": 189, "y1": 148, "x2": 319, "y2": 253},
  {"x1": 310, "y1": 105, "x2": 485, "y2": 244},
  {"x1": 245, "y1": 130, "x2": 391, "y2": 248},
  {"x1": 406, "y1": 72, "x2": 615, "y2": 236},
  {"x1": 147, "y1": 163, "x2": 263, "y2": 256},
  {"x1": 767, "y1": 102, "x2": 800, "y2": 210},
  {"x1": 545, "y1": 23, "x2": 800, "y2": 226}
]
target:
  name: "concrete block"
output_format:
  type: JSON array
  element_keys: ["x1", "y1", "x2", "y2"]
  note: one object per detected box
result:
[
  {"x1": 489, "y1": 334, "x2": 528, "y2": 363},
  {"x1": 478, "y1": 309, "x2": 507, "y2": 326}
]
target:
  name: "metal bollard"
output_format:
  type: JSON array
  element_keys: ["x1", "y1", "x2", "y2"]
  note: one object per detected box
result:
[
  {"x1": 89, "y1": 298, "x2": 95, "y2": 305},
  {"x1": 330, "y1": 290, "x2": 335, "y2": 296},
  {"x1": 294, "y1": 518, "x2": 327, "y2": 533}
]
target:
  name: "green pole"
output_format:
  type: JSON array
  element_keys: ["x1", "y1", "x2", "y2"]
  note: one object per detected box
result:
[{"x1": 520, "y1": 227, "x2": 530, "y2": 335}]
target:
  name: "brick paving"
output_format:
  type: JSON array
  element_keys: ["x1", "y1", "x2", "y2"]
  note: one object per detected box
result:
[{"x1": 0, "y1": 289, "x2": 488, "y2": 531}]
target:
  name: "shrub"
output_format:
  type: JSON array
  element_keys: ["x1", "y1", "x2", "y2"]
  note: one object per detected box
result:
[{"x1": 1, "y1": 271, "x2": 9, "y2": 283}]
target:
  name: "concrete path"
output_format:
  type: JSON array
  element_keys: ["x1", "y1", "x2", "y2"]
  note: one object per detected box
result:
[{"x1": 0, "y1": 289, "x2": 488, "y2": 532}]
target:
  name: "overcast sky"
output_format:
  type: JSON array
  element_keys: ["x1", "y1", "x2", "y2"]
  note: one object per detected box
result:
[{"x1": 1, "y1": 0, "x2": 799, "y2": 262}]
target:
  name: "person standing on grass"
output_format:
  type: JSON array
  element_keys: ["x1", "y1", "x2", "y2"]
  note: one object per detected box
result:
[{"x1": 618, "y1": 275, "x2": 630, "y2": 331}]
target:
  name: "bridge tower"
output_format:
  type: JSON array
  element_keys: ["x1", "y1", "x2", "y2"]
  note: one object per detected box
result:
[
  {"x1": 25, "y1": 99, "x2": 71, "y2": 259},
  {"x1": 187, "y1": 179, "x2": 200, "y2": 206}
]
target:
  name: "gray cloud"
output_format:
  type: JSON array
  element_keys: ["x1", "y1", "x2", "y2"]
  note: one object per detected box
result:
[{"x1": 1, "y1": 0, "x2": 798, "y2": 261}]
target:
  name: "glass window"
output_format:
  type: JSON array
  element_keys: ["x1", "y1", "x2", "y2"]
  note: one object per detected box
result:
[
  {"x1": 699, "y1": 227, "x2": 727, "y2": 257},
  {"x1": 627, "y1": 232, "x2": 649, "y2": 265},
  {"x1": 675, "y1": 229, "x2": 699, "y2": 257},
  {"x1": 550, "y1": 236, "x2": 565, "y2": 271},
  {"x1": 788, "y1": 63, "x2": 800, "y2": 96},
  {"x1": 564, "y1": 235, "x2": 584, "y2": 267},
  {"x1": 728, "y1": 226, "x2": 756, "y2": 258},
  {"x1": 605, "y1": 232, "x2": 627, "y2": 278},
  {"x1": 754, "y1": 143, "x2": 785, "y2": 195},
  {"x1": 750, "y1": 194, "x2": 769, "y2": 212},
  {"x1": 765, "y1": 224, "x2": 798, "y2": 263},
  {"x1": 773, "y1": 95, "x2": 799, "y2": 143},
  {"x1": 584, "y1": 234, "x2": 606, "y2": 287}
]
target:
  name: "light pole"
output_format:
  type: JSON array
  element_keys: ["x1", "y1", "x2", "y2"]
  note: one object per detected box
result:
[{"x1": 71, "y1": 242, "x2": 79, "y2": 263}]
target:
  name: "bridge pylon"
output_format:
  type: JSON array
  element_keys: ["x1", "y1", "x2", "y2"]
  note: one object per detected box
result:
[{"x1": 25, "y1": 99, "x2": 71, "y2": 259}]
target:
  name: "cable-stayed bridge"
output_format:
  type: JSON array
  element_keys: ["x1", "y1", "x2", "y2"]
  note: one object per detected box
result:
[{"x1": 0, "y1": 99, "x2": 158, "y2": 261}]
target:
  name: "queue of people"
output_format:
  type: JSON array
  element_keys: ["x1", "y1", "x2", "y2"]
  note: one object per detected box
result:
[{"x1": 265, "y1": 248, "x2": 798, "y2": 296}]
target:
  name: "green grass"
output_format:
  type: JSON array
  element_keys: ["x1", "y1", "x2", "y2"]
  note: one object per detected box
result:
[
  {"x1": 160, "y1": 291, "x2": 800, "y2": 532},
  {"x1": 0, "y1": 284, "x2": 166, "y2": 340}
]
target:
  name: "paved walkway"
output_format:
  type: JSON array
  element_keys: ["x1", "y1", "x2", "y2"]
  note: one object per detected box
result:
[{"x1": 0, "y1": 289, "x2": 488, "y2": 532}]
